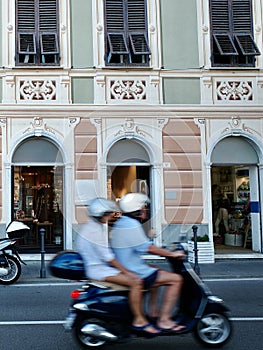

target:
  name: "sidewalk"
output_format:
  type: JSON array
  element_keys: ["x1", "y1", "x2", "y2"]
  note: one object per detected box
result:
[{"x1": 16, "y1": 256, "x2": 263, "y2": 284}]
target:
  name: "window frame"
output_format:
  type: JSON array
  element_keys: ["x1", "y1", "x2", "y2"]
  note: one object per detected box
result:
[
  {"x1": 209, "y1": 0, "x2": 260, "y2": 67},
  {"x1": 16, "y1": 0, "x2": 60, "y2": 67},
  {"x1": 104, "y1": 0, "x2": 151, "y2": 67}
]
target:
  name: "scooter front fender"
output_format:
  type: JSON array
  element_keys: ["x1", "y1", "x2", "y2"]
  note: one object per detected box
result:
[{"x1": 204, "y1": 298, "x2": 230, "y2": 315}]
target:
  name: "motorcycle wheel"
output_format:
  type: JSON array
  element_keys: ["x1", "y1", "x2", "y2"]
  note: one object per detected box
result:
[
  {"x1": 0, "y1": 255, "x2": 21, "y2": 285},
  {"x1": 74, "y1": 319, "x2": 108, "y2": 349},
  {"x1": 194, "y1": 313, "x2": 232, "y2": 348}
]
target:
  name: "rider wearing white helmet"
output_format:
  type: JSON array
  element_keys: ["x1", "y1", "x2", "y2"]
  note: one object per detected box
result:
[
  {"x1": 111, "y1": 192, "x2": 186, "y2": 332},
  {"x1": 76, "y1": 197, "x2": 160, "y2": 336}
]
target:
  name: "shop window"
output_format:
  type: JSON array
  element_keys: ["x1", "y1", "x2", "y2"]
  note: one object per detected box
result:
[
  {"x1": 211, "y1": 166, "x2": 251, "y2": 249},
  {"x1": 16, "y1": 0, "x2": 60, "y2": 66},
  {"x1": 104, "y1": 0, "x2": 151, "y2": 66},
  {"x1": 209, "y1": 0, "x2": 260, "y2": 67},
  {"x1": 13, "y1": 166, "x2": 63, "y2": 252}
]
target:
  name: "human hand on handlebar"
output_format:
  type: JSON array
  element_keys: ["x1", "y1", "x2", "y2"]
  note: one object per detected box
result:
[{"x1": 169, "y1": 250, "x2": 186, "y2": 260}]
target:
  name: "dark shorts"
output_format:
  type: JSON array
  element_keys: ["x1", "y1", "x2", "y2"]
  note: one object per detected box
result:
[{"x1": 143, "y1": 270, "x2": 159, "y2": 289}]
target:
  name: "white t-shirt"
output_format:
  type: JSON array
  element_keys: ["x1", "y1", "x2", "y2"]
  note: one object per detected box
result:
[{"x1": 76, "y1": 218, "x2": 120, "y2": 281}]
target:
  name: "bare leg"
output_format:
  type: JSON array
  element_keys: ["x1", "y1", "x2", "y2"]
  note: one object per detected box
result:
[
  {"x1": 105, "y1": 273, "x2": 159, "y2": 334},
  {"x1": 148, "y1": 287, "x2": 159, "y2": 319},
  {"x1": 152, "y1": 270, "x2": 184, "y2": 330}
]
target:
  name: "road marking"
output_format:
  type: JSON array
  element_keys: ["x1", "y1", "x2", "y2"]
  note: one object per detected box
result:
[
  {"x1": 4, "y1": 282, "x2": 83, "y2": 287},
  {"x1": 230, "y1": 317, "x2": 263, "y2": 321},
  {"x1": 1, "y1": 317, "x2": 263, "y2": 326},
  {"x1": 203, "y1": 277, "x2": 263, "y2": 282},
  {"x1": 4, "y1": 277, "x2": 263, "y2": 287},
  {"x1": 0, "y1": 321, "x2": 65, "y2": 325}
]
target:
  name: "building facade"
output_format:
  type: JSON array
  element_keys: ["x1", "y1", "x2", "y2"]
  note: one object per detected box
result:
[{"x1": 0, "y1": 0, "x2": 263, "y2": 260}]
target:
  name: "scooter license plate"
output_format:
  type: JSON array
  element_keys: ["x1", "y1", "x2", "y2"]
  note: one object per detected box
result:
[{"x1": 64, "y1": 311, "x2": 76, "y2": 331}]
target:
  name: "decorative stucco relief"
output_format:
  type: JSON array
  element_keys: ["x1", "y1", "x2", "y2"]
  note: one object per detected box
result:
[
  {"x1": 110, "y1": 80, "x2": 146, "y2": 100},
  {"x1": 216, "y1": 80, "x2": 253, "y2": 102},
  {"x1": 114, "y1": 118, "x2": 152, "y2": 138},
  {"x1": 23, "y1": 117, "x2": 62, "y2": 137},
  {"x1": 19, "y1": 80, "x2": 57, "y2": 101},
  {"x1": 222, "y1": 117, "x2": 260, "y2": 136}
]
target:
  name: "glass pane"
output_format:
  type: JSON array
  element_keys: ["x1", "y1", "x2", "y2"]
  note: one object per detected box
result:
[{"x1": 13, "y1": 165, "x2": 63, "y2": 253}]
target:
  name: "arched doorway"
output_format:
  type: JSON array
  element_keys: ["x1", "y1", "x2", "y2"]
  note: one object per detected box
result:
[
  {"x1": 210, "y1": 136, "x2": 261, "y2": 253},
  {"x1": 12, "y1": 137, "x2": 64, "y2": 253},
  {"x1": 106, "y1": 138, "x2": 152, "y2": 235}
]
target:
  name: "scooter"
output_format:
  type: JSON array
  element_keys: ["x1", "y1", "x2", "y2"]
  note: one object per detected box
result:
[
  {"x1": 0, "y1": 221, "x2": 29, "y2": 284},
  {"x1": 49, "y1": 249, "x2": 232, "y2": 348}
]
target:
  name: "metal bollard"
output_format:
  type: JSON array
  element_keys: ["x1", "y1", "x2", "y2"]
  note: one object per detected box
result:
[
  {"x1": 40, "y1": 228, "x2": 46, "y2": 278},
  {"x1": 192, "y1": 225, "x2": 200, "y2": 275}
]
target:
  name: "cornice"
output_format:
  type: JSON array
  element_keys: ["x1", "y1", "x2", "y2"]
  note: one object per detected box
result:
[{"x1": 0, "y1": 104, "x2": 262, "y2": 118}]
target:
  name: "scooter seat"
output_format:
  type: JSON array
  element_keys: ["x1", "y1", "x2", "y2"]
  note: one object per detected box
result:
[{"x1": 89, "y1": 280, "x2": 130, "y2": 291}]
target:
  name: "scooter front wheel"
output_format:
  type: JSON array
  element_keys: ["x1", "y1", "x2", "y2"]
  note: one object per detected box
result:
[
  {"x1": 195, "y1": 313, "x2": 232, "y2": 348},
  {"x1": 0, "y1": 255, "x2": 21, "y2": 285}
]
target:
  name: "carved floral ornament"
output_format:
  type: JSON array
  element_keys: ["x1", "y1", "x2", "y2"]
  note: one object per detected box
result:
[
  {"x1": 19, "y1": 79, "x2": 57, "y2": 101},
  {"x1": 110, "y1": 80, "x2": 146, "y2": 100},
  {"x1": 216, "y1": 80, "x2": 253, "y2": 102}
]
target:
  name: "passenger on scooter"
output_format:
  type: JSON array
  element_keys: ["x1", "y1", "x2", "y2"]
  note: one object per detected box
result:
[
  {"x1": 111, "y1": 192, "x2": 186, "y2": 332},
  {"x1": 76, "y1": 197, "x2": 160, "y2": 336}
]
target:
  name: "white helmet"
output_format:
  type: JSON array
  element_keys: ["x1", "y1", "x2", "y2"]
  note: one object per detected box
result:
[
  {"x1": 119, "y1": 193, "x2": 149, "y2": 213},
  {"x1": 88, "y1": 198, "x2": 118, "y2": 218}
]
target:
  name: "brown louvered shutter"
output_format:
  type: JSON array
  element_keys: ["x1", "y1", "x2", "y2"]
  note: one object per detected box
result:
[
  {"x1": 210, "y1": 0, "x2": 260, "y2": 66},
  {"x1": 105, "y1": 0, "x2": 150, "y2": 65},
  {"x1": 127, "y1": 0, "x2": 150, "y2": 57},
  {"x1": 232, "y1": 0, "x2": 260, "y2": 55},
  {"x1": 211, "y1": 0, "x2": 238, "y2": 55},
  {"x1": 16, "y1": 0, "x2": 59, "y2": 65},
  {"x1": 106, "y1": 0, "x2": 129, "y2": 63},
  {"x1": 39, "y1": 0, "x2": 59, "y2": 63},
  {"x1": 17, "y1": 0, "x2": 37, "y2": 63}
]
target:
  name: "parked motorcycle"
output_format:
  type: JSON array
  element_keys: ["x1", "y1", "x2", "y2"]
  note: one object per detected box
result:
[
  {"x1": 50, "y1": 248, "x2": 232, "y2": 348},
  {"x1": 0, "y1": 221, "x2": 29, "y2": 284}
]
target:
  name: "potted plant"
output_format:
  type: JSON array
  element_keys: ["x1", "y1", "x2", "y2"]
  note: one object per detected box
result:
[{"x1": 188, "y1": 234, "x2": 214, "y2": 264}]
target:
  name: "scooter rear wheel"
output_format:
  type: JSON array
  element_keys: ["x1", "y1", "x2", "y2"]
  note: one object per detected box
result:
[
  {"x1": 74, "y1": 319, "x2": 108, "y2": 349},
  {"x1": 0, "y1": 255, "x2": 21, "y2": 285},
  {"x1": 195, "y1": 312, "x2": 232, "y2": 348}
]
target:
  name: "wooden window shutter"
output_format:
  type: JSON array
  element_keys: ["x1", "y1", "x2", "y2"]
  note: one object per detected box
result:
[
  {"x1": 127, "y1": 0, "x2": 150, "y2": 55},
  {"x1": 210, "y1": 0, "x2": 238, "y2": 55},
  {"x1": 105, "y1": 0, "x2": 150, "y2": 65},
  {"x1": 17, "y1": 0, "x2": 36, "y2": 62},
  {"x1": 39, "y1": 0, "x2": 59, "y2": 57},
  {"x1": 105, "y1": 0, "x2": 130, "y2": 62},
  {"x1": 210, "y1": 0, "x2": 260, "y2": 65},
  {"x1": 232, "y1": 0, "x2": 260, "y2": 55},
  {"x1": 213, "y1": 34, "x2": 238, "y2": 55},
  {"x1": 106, "y1": 0, "x2": 125, "y2": 32},
  {"x1": 16, "y1": 0, "x2": 59, "y2": 65}
]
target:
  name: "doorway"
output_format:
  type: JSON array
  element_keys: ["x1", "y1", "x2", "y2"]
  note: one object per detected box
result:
[
  {"x1": 210, "y1": 136, "x2": 261, "y2": 254},
  {"x1": 107, "y1": 165, "x2": 151, "y2": 233},
  {"x1": 12, "y1": 165, "x2": 63, "y2": 253},
  {"x1": 211, "y1": 166, "x2": 252, "y2": 252},
  {"x1": 11, "y1": 136, "x2": 65, "y2": 253}
]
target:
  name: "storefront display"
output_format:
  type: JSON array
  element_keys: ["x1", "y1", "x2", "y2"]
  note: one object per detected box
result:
[
  {"x1": 211, "y1": 166, "x2": 251, "y2": 250},
  {"x1": 13, "y1": 166, "x2": 63, "y2": 252}
]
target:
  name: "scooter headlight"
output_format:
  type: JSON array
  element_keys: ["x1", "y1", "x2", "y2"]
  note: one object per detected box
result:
[{"x1": 208, "y1": 295, "x2": 223, "y2": 303}]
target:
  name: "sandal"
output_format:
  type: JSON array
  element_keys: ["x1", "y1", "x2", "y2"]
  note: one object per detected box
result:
[{"x1": 132, "y1": 323, "x2": 161, "y2": 337}]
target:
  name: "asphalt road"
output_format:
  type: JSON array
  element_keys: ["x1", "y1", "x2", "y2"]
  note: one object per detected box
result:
[{"x1": 1, "y1": 278, "x2": 263, "y2": 350}]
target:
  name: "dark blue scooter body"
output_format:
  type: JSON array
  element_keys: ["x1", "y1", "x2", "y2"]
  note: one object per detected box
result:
[{"x1": 50, "y1": 251, "x2": 232, "y2": 348}]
